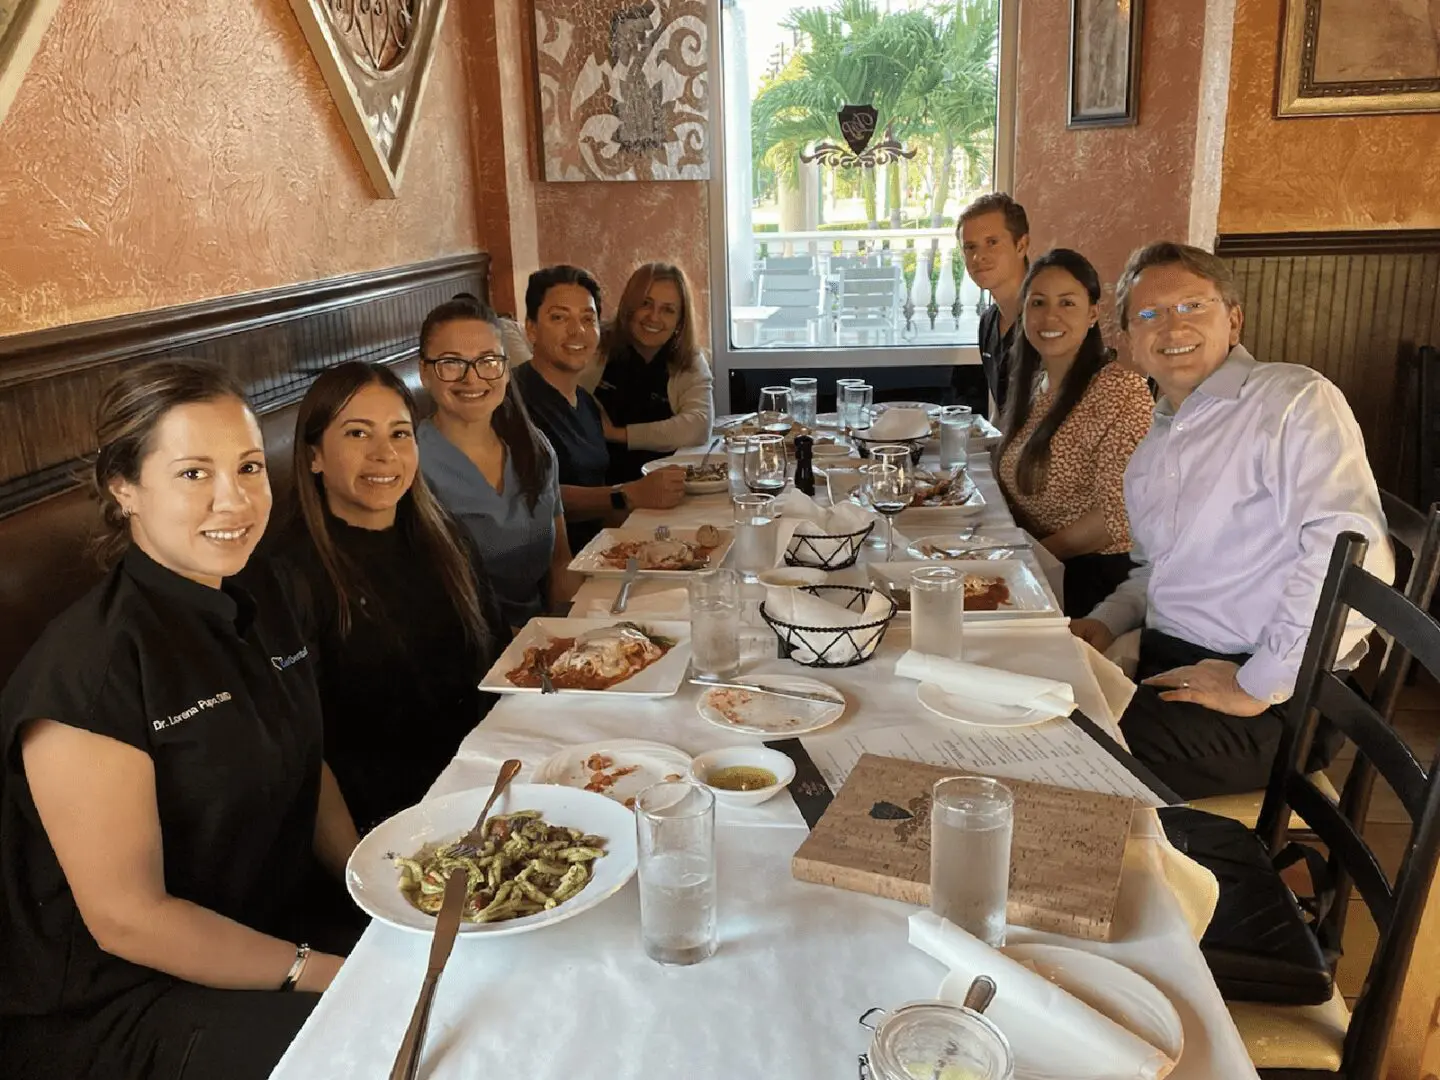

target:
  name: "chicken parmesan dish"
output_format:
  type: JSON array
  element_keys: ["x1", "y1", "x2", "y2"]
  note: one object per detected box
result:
[
  {"x1": 599, "y1": 532, "x2": 722, "y2": 571},
  {"x1": 506, "y1": 623, "x2": 675, "y2": 690},
  {"x1": 889, "y1": 575, "x2": 1012, "y2": 612}
]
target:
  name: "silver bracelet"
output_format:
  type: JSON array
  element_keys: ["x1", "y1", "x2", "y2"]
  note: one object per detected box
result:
[{"x1": 280, "y1": 942, "x2": 311, "y2": 992}]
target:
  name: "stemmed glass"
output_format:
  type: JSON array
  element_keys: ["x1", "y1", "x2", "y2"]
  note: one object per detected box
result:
[
  {"x1": 758, "y1": 387, "x2": 792, "y2": 434},
  {"x1": 745, "y1": 433, "x2": 788, "y2": 496},
  {"x1": 867, "y1": 444, "x2": 914, "y2": 560}
]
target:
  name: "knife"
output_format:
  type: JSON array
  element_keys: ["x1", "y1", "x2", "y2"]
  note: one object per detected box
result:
[
  {"x1": 689, "y1": 678, "x2": 844, "y2": 706},
  {"x1": 389, "y1": 867, "x2": 468, "y2": 1080},
  {"x1": 610, "y1": 556, "x2": 640, "y2": 615}
]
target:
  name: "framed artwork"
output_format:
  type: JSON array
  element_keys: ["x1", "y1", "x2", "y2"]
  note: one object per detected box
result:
[
  {"x1": 1067, "y1": 0, "x2": 1144, "y2": 128},
  {"x1": 285, "y1": 0, "x2": 451, "y2": 197},
  {"x1": 1277, "y1": 0, "x2": 1440, "y2": 117},
  {"x1": 0, "y1": 0, "x2": 61, "y2": 132},
  {"x1": 535, "y1": 0, "x2": 710, "y2": 182}
]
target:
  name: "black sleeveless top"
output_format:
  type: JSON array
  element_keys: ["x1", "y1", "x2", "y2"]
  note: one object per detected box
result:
[{"x1": 594, "y1": 343, "x2": 676, "y2": 482}]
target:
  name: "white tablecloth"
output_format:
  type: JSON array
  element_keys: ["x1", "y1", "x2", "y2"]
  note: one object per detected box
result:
[{"x1": 269, "y1": 444, "x2": 1258, "y2": 1080}]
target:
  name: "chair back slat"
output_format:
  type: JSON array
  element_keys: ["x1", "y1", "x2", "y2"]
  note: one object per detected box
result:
[
  {"x1": 1316, "y1": 674, "x2": 1428, "y2": 819},
  {"x1": 1340, "y1": 568, "x2": 1440, "y2": 679},
  {"x1": 1284, "y1": 772, "x2": 1398, "y2": 936}
]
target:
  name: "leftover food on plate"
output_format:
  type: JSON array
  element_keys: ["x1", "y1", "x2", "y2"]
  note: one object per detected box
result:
[
  {"x1": 909, "y1": 536, "x2": 1019, "y2": 560},
  {"x1": 506, "y1": 623, "x2": 674, "y2": 690},
  {"x1": 582, "y1": 752, "x2": 684, "y2": 807},
  {"x1": 392, "y1": 810, "x2": 606, "y2": 924},
  {"x1": 705, "y1": 765, "x2": 778, "y2": 792},
  {"x1": 910, "y1": 469, "x2": 979, "y2": 508},
  {"x1": 888, "y1": 576, "x2": 1013, "y2": 612},
  {"x1": 600, "y1": 536, "x2": 720, "y2": 571},
  {"x1": 684, "y1": 462, "x2": 727, "y2": 483}
]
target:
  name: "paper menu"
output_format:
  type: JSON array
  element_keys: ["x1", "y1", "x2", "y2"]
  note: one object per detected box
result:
[{"x1": 800, "y1": 718, "x2": 1170, "y2": 808}]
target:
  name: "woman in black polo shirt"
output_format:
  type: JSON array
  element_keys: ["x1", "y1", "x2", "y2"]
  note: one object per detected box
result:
[
  {"x1": 0, "y1": 360, "x2": 363, "y2": 1080},
  {"x1": 272, "y1": 362, "x2": 503, "y2": 833}
]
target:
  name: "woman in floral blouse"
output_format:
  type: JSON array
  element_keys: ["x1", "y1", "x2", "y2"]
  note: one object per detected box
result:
[{"x1": 996, "y1": 248, "x2": 1154, "y2": 617}]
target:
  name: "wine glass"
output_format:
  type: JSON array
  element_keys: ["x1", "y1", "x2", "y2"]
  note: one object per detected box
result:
[
  {"x1": 867, "y1": 445, "x2": 914, "y2": 560},
  {"x1": 758, "y1": 386, "x2": 792, "y2": 434},
  {"x1": 745, "y1": 433, "x2": 788, "y2": 496}
]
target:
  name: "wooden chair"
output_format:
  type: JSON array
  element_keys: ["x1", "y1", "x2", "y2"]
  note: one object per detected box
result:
[
  {"x1": 1191, "y1": 493, "x2": 1440, "y2": 829},
  {"x1": 1225, "y1": 531, "x2": 1440, "y2": 1077}
]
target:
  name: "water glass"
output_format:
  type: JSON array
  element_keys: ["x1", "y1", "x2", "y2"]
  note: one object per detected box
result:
[
  {"x1": 788, "y1": 377, "x2": 818, "y2": 429},
  {"x1": 732, "y1": 492, "x2": 779, "y2": 581},
  {"x1": 939, "y1": 405, "x2": 974, "y2": 471},
  {"x1": 758, "y1": 386, "x2": 792, "y2": 433},
  {"x1": 825, "y1": 465, "x2": 865, "y2": 506},
  {"x1": 688, "y1": 569, "x2": 740, "y2": 679},
  {"x1": 911, "y1": 566, "x2": 964, "y2": 660},
  {"x1": 841, "y1": 382, "x2": 874, "y2": 432},
  {"x1": 930, "y1": 776, "x2": 1014, "y2": 947},
  {"x1": 744, "y1": 433, "x2": 788, "y2": 496},
  {"x1": 726, "y1": 436, "x2": 756, "y2": 497},
  {"x1": 636, "y1": 781, "x2": 717, "y2": 965},
  {"x1": 835, "y1": 377, "x2": 864, "y2": 427}
]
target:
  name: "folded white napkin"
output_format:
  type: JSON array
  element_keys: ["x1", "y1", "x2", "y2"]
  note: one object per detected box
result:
[
  {"x1": 863, "y1": 407, "x2": 930, "y2": 441},
  {"x1": 763, "y1": 586, "x2": 893, "y2": 663},
  {"x1": 909, "y1": 911, "x2": 1176, "y2": 1080},
  {"x1": 773, "y1": 489, "x2": 875, "y2": 565},
  {"x1": 895, "y1": 651, "x2": 1075, "y2": 717}
]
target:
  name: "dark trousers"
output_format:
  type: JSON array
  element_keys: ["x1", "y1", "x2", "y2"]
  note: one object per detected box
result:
[
  {"x1": 1062, "y1": 552, "x2": 1134, "y2": 619},
  {"x1": 1119, "y1": 630, "x2": 1340, "y2": 801}
]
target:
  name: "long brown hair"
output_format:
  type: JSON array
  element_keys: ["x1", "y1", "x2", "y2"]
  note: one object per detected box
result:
[
  {"x1": 91, "y1": 358, "x2": 252, "y2": 567},
  {"x1": 420, "y1": 296, "x2": 552, "y2": 513},
  {"x1": 604, "y1": 262, "x2": 701, "y2": 376},
  {"x1": 293, "y1": 362, "x2": 488, "y2": 644},
  {"x1": 998, "y1": 249, "x2": 1111, "y2": 496}
]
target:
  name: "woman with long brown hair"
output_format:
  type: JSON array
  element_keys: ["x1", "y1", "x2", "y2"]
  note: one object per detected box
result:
[
  {"x1": 996, "y1": 248, "x2": 1154, "y2": 617},
  {"x1": 594, "y1": 261, "x2": 715, "y2": 481},
  {"x1": 273, "y1": 362, "x2": 502, "y2": 834}
]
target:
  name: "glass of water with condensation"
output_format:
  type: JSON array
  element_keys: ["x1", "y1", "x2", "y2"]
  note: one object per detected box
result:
[
  {"x1": 930, "y1": 776, "x2": 1013, "y2": 947},
  {"x1": 636, "y1": 781, "x2": 717, "y2": 965}
]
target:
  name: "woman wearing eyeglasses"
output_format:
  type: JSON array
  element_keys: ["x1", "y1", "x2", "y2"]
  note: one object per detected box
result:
[
  {"x1": 995, "y1": 248, "x2": 1154, "y2": 618},
  {"x1": 414, "y1": 296, "x2": 579, "y2": 631}
]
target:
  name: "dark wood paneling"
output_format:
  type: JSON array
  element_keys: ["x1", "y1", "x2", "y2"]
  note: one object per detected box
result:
[
  {"x1": 1220, "y1": 232, "x2": 1440, "y2": 498},
  {"x1": 0, "y1": 254, "x2": 490, "y2": 516}
]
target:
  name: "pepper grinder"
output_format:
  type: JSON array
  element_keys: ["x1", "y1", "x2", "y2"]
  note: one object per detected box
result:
[{"x1": 793, "y1": 434, "x2": 816, "y2": 497}]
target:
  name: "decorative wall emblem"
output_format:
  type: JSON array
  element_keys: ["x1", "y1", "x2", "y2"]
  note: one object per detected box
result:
[
  {"x1": 535, "y1": 0, "x2": 710, "y2": 182},
  {"x1": 800, "y1": 106, "x2": 917, "y2": 169},
  {"x1": 0, "y1": 0, "x2": 63, "y2": 133},
  {"x1": 286, "y1": 0, "x2": 449, "y2": 197}
]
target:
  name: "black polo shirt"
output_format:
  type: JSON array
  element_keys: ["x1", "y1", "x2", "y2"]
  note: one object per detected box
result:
[
  {"x1": 975, "y1": 302, "x2": 1019, "y2": 419},
  {"x1": 515, "y1": 362, "x2": 611, "y2": 552},
  {"x1": 0, "y1": 545, "x2": 323, "y2": 1018}
]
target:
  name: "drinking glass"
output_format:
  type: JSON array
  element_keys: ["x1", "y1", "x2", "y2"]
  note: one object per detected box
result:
[
  {"x1": 939, "y1": 405, "x2": 974, "y2": 471},
  {"x1": 636, "y1": 781, "x2": 717, "y2": 965},
  {"x1": 732, "y1": 492, "x2": 779, "y2": 581},
  {"x1": 841, "y1": 383, "x2": 874, "y2": 434},
  {"x1": 930, "y1": 776, "x2": 1014, "y2": 947},
  {"x1": 865, "y1": 462, "x2": 910, "y2": 562},
  {"x1": 725, "y1": 435, "x2": 756, "y2": 497},
  {"x1": 688, "y1": 569, "x2": 740, "y2": 679},
  {"x1": 910, "y1": 566, "x2": 964, "y2": 660},
  {"x1": 744, "y1": 433, "x2": 788, "y2": 496},
  {"x1": 758, "y1": 386, "x2": 792, "y2": 434},
  {"x1": 835, "y1": 378, "x2": 865, "y2": 428},
  {"x1": 825, "y1": 466, "x2": 865, "y2": 506},
  {"x1": 788, "y1": 377, "x2": 818, "y2": 429}
]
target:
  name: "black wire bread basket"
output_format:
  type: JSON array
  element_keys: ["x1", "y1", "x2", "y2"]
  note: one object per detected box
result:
[
  {"x1": 784, "y1": 522, "x2": 875, "y2": 570},
  {"x1": 759, "y1": 585, "x2": 898, "y2": 668}
]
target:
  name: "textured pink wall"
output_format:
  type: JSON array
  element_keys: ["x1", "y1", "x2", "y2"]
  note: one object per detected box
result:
[
  {"x1": 1013, "y1": 0, "x2": 1207, "y2": 302},
  {"x1": 1218, "y1": 0, "x2": 1440, "y2": 233},
  {"x1": 0, "y1": 0, "x2": 482, "y2": 336}
]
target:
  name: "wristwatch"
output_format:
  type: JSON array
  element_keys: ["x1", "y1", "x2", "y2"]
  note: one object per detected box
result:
[{"x1": 610, "y1": 486, "x2": 628, "y2": 511}]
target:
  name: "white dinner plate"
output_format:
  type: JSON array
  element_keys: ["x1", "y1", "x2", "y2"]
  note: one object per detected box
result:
[
  {"x1": 866, "y1": 558, "x2": 1057, "y2": 620},
  {"x1": 346, "y1": 783, "x2": 637, "y2": 937},
  {"x1": 478, "y1": 618, "x2": 692, "y2": 697},
  {"x1": 937, "y1": 944, "x2": 1184, "y2": 1080},
  {"x1": 695, "y1": 675, "x2": 846, "y2": 736},
  {"x1": 916, "y1": 683, "x2": 1061, "y2": 729},
  {"x1": 569, "y1": 527, "x2": 734, "y2": 577},
  {"x1": 534, "y1": 739, "x2": 694, "y2": 807},
  {"x1": 873, "y1": 400, "x2": 944, "y2": 418},
  {"x1": 906, "y1": 534, "x2": 1022, "y2": 561},
  {"x1": 640, "y1": 453, "x2": 729, "y2": 494}
]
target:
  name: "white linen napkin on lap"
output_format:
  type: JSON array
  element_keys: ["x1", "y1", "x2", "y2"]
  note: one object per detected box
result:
[
  {"x1": 908, "y1": 912, "x2": 1175, "y2": 1080},
  {"x1": 763, "y1": 586, "x2": 892, "y2": 663},
  {"x1": 895, "y1": 650, "x2": 1075, "y2": 717},
  {"x1": 864, "y1": 407, "x2": 930, "y2": 440}
]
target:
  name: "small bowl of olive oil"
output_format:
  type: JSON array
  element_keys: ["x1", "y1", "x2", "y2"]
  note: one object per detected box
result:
[{"x1": 688, "y1": 746, "x2": 796, "y2": 807}]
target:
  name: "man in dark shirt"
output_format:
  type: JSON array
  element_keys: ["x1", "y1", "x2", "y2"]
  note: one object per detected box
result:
[
  {"x1": 956, "y1": 193, "x2": 1030, "y2": 419},
  {"x1": 515, "y1": 266, "x2": 684, "y2": 553}
]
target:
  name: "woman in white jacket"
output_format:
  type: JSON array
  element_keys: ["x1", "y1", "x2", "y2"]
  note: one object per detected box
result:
[{"x1": 594, "y1": 262, "x2": 715, "y2": 481}]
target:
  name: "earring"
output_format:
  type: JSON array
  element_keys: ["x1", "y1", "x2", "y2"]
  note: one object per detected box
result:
[{"x1": 121, "y1": 507, "x2": 134, "y2": 519}]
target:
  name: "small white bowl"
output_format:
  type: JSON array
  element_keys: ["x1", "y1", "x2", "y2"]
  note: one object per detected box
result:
[
  {"x1": 758, "y1": 567, "x2": 828, "y2": 590},
  {"x1": 688, "y1": 746, "x2": 796, "y2": 806},
  {"x1": 811, "y1": 442, "x2": 853, "y2": 459}
]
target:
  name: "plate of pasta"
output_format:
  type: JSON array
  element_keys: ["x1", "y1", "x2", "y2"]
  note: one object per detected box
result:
[{"x1": 345, "y1": 783, "x2": 638, "y2": 936}]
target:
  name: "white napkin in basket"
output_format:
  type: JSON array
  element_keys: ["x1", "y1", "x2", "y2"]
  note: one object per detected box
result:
[
  {"x1": 909, "y1": 912, "x2": 1176, "y2": 1080},
  {"x1": 763, "y1": 586, "x2": 892, "y2": 663},
  {"x1": 862, "y1": 407, "x2": 930, "y2": 441},
  {"x1": 895, "y1": 651, "x2": 1075, "y2": 717},
  {"x1": 774, "y1": 489, "x2": 876, "y2": 566}
]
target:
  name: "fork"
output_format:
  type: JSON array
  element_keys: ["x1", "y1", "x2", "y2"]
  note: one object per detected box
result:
[{"x1": 654, "y1": 525, "x2": 671, "y2": 540}]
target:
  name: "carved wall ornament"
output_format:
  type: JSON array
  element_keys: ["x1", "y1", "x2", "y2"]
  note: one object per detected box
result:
[
  {"x1": 0, "y1": 0, "x2": 62, "y2": 133},
  {"x1": 287, "y1": 0, "x2": 449, "y2": 196},
  {"x1": 799, "y1": 106, "x2": 918, "y2": 169},
  {"x1": 535, "y1": 0, "x2": 710, "y2": 182}
]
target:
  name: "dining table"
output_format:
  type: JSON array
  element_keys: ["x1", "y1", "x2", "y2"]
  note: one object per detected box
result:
[{"x1": 268, "y1": 431, "x2": 1261, "y2": 1080}]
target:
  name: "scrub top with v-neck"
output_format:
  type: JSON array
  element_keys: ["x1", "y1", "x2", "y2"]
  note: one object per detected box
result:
[{"x1": 418, "y1": 419, "x2": 560, "y2": 629}]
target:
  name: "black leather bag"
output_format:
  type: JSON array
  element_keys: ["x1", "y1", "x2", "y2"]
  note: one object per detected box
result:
[{"x1": 1160, "y1": 806, "x2": 1336, "y2": 1005}]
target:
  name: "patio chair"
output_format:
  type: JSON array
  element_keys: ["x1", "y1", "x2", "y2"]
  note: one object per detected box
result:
[
  {"x1": 835, "y1": 264, "x2": 904, "y2": 346},
  {"x1": 755, "y1": 271, "x2": 825, "y2": 346}
]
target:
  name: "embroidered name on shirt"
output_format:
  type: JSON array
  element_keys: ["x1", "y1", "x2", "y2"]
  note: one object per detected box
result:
[
  {"x1": 155, "y1": 691, "x2": 233, "y2": 731},
  {"x1": 270, "y1": 646, "x2": 309, "y2": 672}
]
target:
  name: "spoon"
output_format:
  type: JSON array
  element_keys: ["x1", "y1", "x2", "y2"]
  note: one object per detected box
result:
[
  {"x1": 962, "y1": 974, "x2": 997, "y2": 1014},
  {"x1": 455, "y1": 759, "x2": 522, "y2": 855}
]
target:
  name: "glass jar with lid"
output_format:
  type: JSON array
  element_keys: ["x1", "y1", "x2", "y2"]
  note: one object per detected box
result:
[{"x1": 860, "y1": 1001, "x2": 1014, "y2": 1080}]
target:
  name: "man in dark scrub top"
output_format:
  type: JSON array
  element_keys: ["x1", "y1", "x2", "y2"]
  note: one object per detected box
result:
[
  {"x1": 514, "y1": 265, "x2": 685, "y2": 554},
  {"x1": 955, "y1": 192, "x2": 1031, "y2": 418},
  {"x1": 0, "y1": 360, "x2": 363, "y2": 1080}
]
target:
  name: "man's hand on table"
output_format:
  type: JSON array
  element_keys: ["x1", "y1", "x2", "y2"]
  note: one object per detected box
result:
[
  {"x1": 624, "y1": 467, "x2": 686, "y2": 510},
  {"x1": 1069, "y1": 618, "x2": 1116, "y2": 653},
  {"x1": 1142, "y1": 659, "x2": 1271, "y2": 717}
]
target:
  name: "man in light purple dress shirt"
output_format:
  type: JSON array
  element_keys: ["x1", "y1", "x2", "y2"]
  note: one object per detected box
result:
[{"x1": 1070, "y1": 242, "x2": 1393, "y2": 799}]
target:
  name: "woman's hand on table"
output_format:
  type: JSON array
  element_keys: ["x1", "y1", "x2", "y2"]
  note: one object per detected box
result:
[
  {"x1": 1069, "y1": 618, "x2": 1116, "y2": 653},
  {"x1": 1142, "y1": 659, "x2": 1271, "y2": 717},
  {"x1": 624, "y1": 467, "x2": 685, "y2": 510}
]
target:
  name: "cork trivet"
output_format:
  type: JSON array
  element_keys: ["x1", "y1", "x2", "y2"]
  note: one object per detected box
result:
[{"x1": 791, "y1": 753, "x2": 1134, "y2": 941}]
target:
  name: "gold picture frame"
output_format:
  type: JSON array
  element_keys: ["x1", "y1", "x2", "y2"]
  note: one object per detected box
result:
[
  {"x1": 0, "y1": 0, "x2": 62, "y2": 132},
  {"x1": 1277, "y1": 0, "x2": 1440, "y2": 117},
  {"x1": 285, "y1": 0, "x2": 451, "y2": 197}
]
